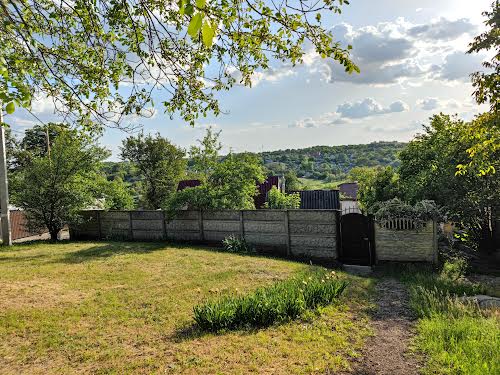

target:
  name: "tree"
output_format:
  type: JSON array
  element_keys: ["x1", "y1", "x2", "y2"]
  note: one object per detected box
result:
[
  {"x1": 0, "y1": 0, "x2": 357, "y2": 128},
  {"x1": 11, "y1": 129, "x2": 108, "y2": 240},
  {"x1": 468, "y1": 0, "x2": 499, "y2": 114},
  {"x1": 12, "y1": 123, "x2": 70, "y2": 169},
  {"x1": 459, "y1": 1, "x2": 499, "y2": 176},
  {"x1": 348, "y1": 166, "x2": 399, "y2": 209},
  {"x1": 398, "y1": 114, "x2": 500, "y2": 248},
  {"x1": 284, "y1": 170, "x2": 301, "y2": 192},
  {"x1": 171, "y1": 152, "x2": 265, "y2": 210},
  {"x1": 101, "y1": 178, "x2": 135, "y2": 210},
  {"x1": 264, "y1": 187, "x2": 301, "y2": 209},
  {"x1": 121, "y1": 133, "x2": 186, "y2": 209},
  {"x1": 188, "y1": 127, "x2": 222, "y2": 180}
]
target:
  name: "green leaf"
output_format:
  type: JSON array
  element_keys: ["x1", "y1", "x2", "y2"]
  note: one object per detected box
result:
[
  {"x1": 185, "y1": 4, "x2": 194, "y2": 15},
  {"x1": 5, "y1": 101, "x2": 15, "y2": 114},
  {"x1": 188, "y1": 13, "x2": 203, "y2": 38},
  {"x1": 196, "y1": 0, "x2": 206, "y2": 9},
  {"x1": 178, "y1": 0, "x2": 186, "y2": 15},
  {"x1": 202, "y1": 21, "x2": 215, "y2": 47}
]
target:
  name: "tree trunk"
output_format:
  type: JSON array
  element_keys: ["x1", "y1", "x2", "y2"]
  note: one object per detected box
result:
[{"x1": 49, "y1": 228, "x2": 59, "y2": 241}]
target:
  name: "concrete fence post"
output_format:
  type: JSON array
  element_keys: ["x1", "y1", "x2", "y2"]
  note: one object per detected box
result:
[
  {"x1": 239, "y1": 210, "x2": 245, "y2": 240},
  {"x1": 433, "y1": 219, "x2": 439, "y2": 264},
  {"x1": 128, "y1": 211, "x2": 133, "y2": 240},
  {"x1": 199, "y1": 210, "x2": 204, "y2": 241},
  {"x1": 162, "y1": 210, "x2": 167, "y2": 240},
  {"x1": 96, "y1": 210, "x2": 102, "y2": 240},
  {"x1": 285, "y1": 210, "x2": 291, "y2": 257}
]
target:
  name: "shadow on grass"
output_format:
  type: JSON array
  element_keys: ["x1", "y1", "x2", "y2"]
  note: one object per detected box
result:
[{"x1": 58, "y1": 241, "x2": 169, "y2": 263}]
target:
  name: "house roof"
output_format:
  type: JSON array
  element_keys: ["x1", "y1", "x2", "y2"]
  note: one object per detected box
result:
[
  {"x1": 177, "y1": 179, "x2": 202, "y2": 191},
  {"x1": 338, "y1": 182, "x2": 359, "y2": 200}
]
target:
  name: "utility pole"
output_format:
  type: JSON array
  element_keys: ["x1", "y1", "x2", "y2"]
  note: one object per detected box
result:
[{"x1": 0, "y1": 104, "x2": 12, "y2": 245}]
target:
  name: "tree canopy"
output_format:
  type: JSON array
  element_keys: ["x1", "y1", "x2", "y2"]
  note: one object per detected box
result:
[
  {"x1": 11, "y1": 129, "x2": 109, "y2": 240},
  {"x1": 121, "y1": 132, "x2": 186, "y2": 209},
  {"x1": 1, "y1": 0, "x2": 357, "y2": 128}
]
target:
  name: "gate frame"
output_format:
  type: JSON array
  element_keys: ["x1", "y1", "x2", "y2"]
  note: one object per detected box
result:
[{"x1": 339, "y1": 212, "x2": 376, "y2": 266}]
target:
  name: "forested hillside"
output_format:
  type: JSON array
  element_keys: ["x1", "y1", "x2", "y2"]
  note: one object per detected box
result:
[
  {"x1": 261, "y1": 141, "x2": 406, "y2": 181},
  {"x1": 101, "y1": 141, "x2": 407, "y2": 192}
]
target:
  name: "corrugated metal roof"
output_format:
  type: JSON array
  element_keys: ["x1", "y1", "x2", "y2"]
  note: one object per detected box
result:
[{"x1": 291, "y1": 190, "x2": 340, "y2": 210}]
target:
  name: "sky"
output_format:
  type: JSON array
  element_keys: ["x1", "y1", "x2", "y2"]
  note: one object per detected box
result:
[{"x1": 8, "y1": 0, "x2": 493, "y2": 159}]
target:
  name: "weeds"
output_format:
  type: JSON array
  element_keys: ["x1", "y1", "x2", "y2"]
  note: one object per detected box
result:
[
  {"x1": 222, "y1": 235, "x2": 254, "y2": 253},
  {"x1": 193, "y1": 270, "x2": 347, "y2": 332}
]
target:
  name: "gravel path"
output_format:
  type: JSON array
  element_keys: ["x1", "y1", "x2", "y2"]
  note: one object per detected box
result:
[{"x1": 346, "y1": 278, "x2": 422, "y2": 375}]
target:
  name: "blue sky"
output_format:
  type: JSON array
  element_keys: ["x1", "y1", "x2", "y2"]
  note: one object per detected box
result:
[{"x1": 9, "y1": 0, "x2": 492, "y2": 159}]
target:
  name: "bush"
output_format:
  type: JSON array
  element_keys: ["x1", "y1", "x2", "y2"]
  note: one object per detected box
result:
[
  {"x1": 193, "y1": 271, "x2": 347, "y2": 332},
  {"x1": 264, "y1": 186, "x2": 301, "y2": 209},
  {"x1": 441, "y1": 257, "x2": 468, "y2": 281},
  {"x1": 222, "y1": 235, "x2": 254, "y2": 253}
]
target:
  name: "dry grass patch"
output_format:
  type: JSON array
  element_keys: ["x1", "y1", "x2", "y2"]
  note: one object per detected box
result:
[{"x1": 0, "y1": 241, "x2": 373, "y2": 374}]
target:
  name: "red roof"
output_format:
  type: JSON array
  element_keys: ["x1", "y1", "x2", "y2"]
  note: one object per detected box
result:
[{"x1": 177, "y1": 179, "x2": 202, "y2": 191}]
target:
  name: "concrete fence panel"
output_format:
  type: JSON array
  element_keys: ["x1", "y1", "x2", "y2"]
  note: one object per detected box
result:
[{"x1": 375, "y1": 219, "x2": 437, "y2": 262}]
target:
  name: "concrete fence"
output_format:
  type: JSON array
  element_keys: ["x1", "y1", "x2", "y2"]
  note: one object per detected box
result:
[
  {"x1": 70, "y1": 209, "x2": 340, "y2": 262},
  {"x1": 375, "y1": 218, "x2": 438, "y2": 263},
  {"x1": 70, "y1": 210, "x2": 438, "y2": 263}
]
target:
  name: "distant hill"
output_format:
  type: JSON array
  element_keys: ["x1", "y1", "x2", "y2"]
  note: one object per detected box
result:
[
  {"x1": 261, "y1": 141, "x2": 407, "y2": 181},
  {"x1": 102, "y1": 141, "x2": 407, "y2": 187}
]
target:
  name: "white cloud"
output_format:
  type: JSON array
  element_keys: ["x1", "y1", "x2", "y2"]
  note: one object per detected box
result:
[
  {"x1": 337, "y1": 98, "x2": 409, "y2": 119},
  {"x1": 417, "y1": 97, "x2": 467, "y2": 111},
  {"x1": 30, "y1": 95, "x2": 56, "y2": 114},
  {"x1": 407, "y1": 18, "x2": 477, "y2": 41},
  {"x1": 302, "y1": 17, "x2": 482, "y2": 86},
  {"x1": 418, "y1": 97, "x2": 440, "y2": 110},
  {"x1": 433, "y1": 51, "x2": 485, "y2": 81}
]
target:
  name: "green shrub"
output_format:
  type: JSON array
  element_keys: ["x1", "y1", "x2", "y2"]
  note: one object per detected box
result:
[
  {"x1": 264, "y1": 186, "x2": 301, "y2": 209},
  {"x1": 222, "y1": 235, "x2": 254, "y2": 253},
  {"x1": 193, "y1": 271, "x2": 347, "y2": 332},
  {"x1": 441, "y1": 257, "x2": 468, "y2": 281}
]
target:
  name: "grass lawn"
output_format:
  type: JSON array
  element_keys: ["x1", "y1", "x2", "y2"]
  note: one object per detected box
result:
[
  {"x1": 391, "y1": 265, "x2": 500, "y2": 375},
  {"x1": 0, "y1": 241, "x2": 373, "y2": 374}
]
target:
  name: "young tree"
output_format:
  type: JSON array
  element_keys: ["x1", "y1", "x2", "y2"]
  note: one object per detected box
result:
[
  {"x1": 100, "y1": 178, "x2": 135, "y2": 210},
  {"x1": 171, "y1": 151, "x2": 265, "y2": 210},
  {"x1": 188, "y1": 127, "x2": 222, "y2": 180},
  {"x1": 348, "y1": 166, "x2": 400, "y2": 209},
  {"x1": 264, "y1": 187, "x2": 301, "y2": 209},
  {"x1": 284, "y1": 170, "x2": 301, "y2": 192},
  {"x1": 121, "y1": 133, "x2": 186, "y2": 209},
  {"x1": 11, "y1": 130, "x2": 109, "y2": 240},
  {"x1": 1, "y1": 0, "x2": 357, "y2": 128}
]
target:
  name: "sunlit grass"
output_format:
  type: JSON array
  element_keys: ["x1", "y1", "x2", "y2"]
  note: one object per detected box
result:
[{"x1": 0, "y1": 241, "x2": 373, "y2": 374}]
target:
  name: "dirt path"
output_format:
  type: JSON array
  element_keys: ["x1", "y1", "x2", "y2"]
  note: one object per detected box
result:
[{"x1": 347, "y1": 278, "x2": 422, "y2": 375}]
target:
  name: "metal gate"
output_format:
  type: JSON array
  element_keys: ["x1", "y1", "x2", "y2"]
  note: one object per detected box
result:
[{"x1": 340, "y1": 213, "x2": 375, "y2": 266}]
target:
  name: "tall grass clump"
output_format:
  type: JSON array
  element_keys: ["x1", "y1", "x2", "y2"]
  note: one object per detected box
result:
[
  {"x1": 392, "y1": 263, "x2": 499, "y2": 375},
  {"x1": 193, "y1": 271, "x2": 347, "y2": 332}
]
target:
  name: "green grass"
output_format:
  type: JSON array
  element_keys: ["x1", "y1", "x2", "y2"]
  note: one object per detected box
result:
[
  {"x1": 385, "y1": 264, "x2": 499, "y2": 375},
  {"x1": 298, "y1": 178, "x2": 344, "y2": 190},
  {"x1": 0, "y1": 241, "x2": 373, "y2": 374},
  {"x1": 194, "y1": 270, "x2": 347, "y2": 331}
]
